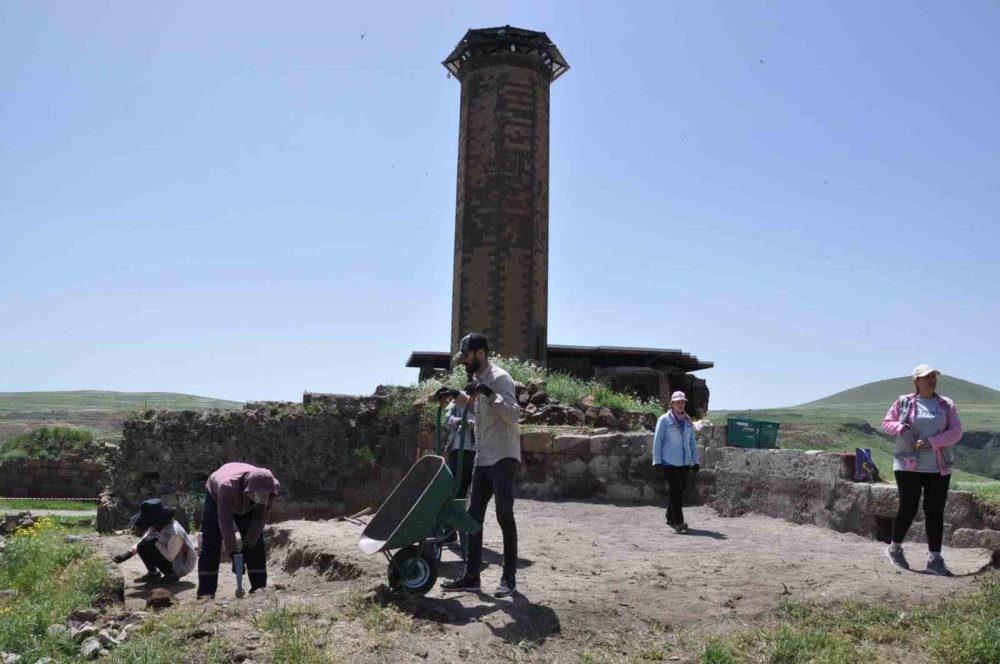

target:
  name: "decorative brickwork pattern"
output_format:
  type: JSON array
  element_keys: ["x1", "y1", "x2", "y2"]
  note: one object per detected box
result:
[
  {"x1": 0, "y1": 456, "x2": 107, "y2": 499},
  {"x1": 448, "y1": 30, "x2": 566, "y2": 364}
]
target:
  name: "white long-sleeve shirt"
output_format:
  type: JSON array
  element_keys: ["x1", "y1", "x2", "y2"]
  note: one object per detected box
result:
[{"x1": 455, "y1": 363, "x2": 521, "y2": 467}]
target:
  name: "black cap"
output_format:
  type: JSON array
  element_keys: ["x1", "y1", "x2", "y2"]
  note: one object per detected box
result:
[
  {"x1": 454, "y1": 333, "x2": 489, "y2": 362},
  {"x1": 130, "y1": 498, "x2": 176, "y2": 530}
]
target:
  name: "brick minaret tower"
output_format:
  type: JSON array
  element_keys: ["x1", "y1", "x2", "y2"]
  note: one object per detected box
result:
[{"x1": 443, "y1": 26, "x2": 569, "y2": 364}]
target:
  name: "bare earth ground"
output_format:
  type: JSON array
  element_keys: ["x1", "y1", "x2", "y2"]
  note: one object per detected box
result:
[{"x1": 102, "y1": 499, "x2": 995, "y2": 663}]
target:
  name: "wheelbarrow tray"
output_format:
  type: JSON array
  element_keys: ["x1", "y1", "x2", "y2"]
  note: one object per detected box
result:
[{"x1": 358, "y1": 454, "x2": 479, "y2": 555}]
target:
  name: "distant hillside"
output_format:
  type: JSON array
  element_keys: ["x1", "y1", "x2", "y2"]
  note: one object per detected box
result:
[
  {"x1": 797, "y1": 376, "x2": 1000, "y2": 408},
  {"x1": 0, "y1": 390, "x2": 242, "y2": 415}
]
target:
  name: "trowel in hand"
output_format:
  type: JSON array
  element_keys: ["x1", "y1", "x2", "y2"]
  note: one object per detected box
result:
[{"x1": 234, "y1": 553, "x2": 246, "y2": 598}]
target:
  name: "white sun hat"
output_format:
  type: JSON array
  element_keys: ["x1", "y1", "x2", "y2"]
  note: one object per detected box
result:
[{"x1": 912, "y1": 364, "x2": 941, "y2": 379}]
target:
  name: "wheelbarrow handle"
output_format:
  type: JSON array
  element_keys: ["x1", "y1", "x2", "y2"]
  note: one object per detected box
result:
[
  {"x1": 453, "y1": 402, "x2": 473, "y2": 498},
  {"x1": 435, "y1": 403, "x2": 444, "y2": 456}
]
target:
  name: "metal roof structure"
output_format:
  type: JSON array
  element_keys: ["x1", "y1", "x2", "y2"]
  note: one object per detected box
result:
[
  {"x1": 407, "y1": 345, "x2": 712, "y2": 373},
  {"x1": 442, "y1": 25, "x2": 570, "y2": 81}
]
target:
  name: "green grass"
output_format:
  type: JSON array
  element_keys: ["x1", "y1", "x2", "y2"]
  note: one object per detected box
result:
[
  {"x1": 108, "y1": 605, "x2": 238, "y2": 664},
  {"x1": 0, "y1": 498, "x2": 98, "y2": 512},
  {"x1": 0, "y1": 426, "x2": 96, "y2": 461},
  {"x1": 352, "y1": 445, "x2": 377, "y2": 467},
  {"x1": 344, "y1": 588, "x2": 414, "y2": 653},
  {"x1": 0, "y1": 390, "x2": 241, "y2": 416},
  {"x1": 382, "y1": 354, "x2": 662, "y2": 429},
  {"x1": 252, "y1": 604, "x2": 330, "y2": 664},
  {"x1": 0, "y1": 517, "x2": 118, "y2": 662},
  {"x1": 953, "y1": 480, "x2": 1000, "y2": 508},
  {"x1": 696, "y1": 575, "x2": 1000, "y2": 664}
]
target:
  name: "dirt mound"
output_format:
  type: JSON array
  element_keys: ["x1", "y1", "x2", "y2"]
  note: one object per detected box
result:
[{"x1": 267, "y1": 520, "x2": 383, "y2": 582}]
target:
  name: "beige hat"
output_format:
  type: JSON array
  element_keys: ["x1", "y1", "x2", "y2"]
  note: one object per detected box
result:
[
  {"x1": 912, "y1": 364, "x2": 940, "y2": 379},
  {"x1": 670, "y1": 391, "x2": 687, "y2": 402}
]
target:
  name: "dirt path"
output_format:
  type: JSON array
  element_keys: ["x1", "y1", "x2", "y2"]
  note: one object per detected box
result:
[
  {"x1": 2, "y1": 508, "x2": 96, "y2": 517},
  {"x1": 101, "y1": 499, "x2": 995, "y2": 662}
]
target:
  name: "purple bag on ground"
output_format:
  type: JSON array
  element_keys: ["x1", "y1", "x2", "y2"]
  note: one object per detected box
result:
[{"x1": 854, "y1": 448, "x2": 880, "y2": 482}]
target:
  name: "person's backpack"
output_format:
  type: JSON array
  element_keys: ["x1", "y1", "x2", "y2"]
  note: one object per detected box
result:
[{"x1": 854, "y1": 448, "x2": 881, "y2": 482}]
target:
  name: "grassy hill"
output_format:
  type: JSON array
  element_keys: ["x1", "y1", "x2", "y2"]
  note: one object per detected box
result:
[
  {"x1": 798, "y1": 375, "x2": 1000, "y2": 408},
  {"x1": 771, "y1": 375, "x2": 1000, "y2": 433},
  {"x1": 0, "y1": 390, "x2": 242, "y2": 416}
]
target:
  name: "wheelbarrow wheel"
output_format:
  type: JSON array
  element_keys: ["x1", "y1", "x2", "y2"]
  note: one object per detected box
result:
[{"x1": 387, "y1": 544, "x2": 439, "y2": 595}]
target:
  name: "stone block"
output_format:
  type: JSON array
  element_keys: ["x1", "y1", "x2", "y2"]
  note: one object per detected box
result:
[
  {"x1": 550, "y1": 436, "x2": 591, "y2": 460},
  {"x1": 943, "y1": 491, "x2": 980, "y2": 529},
  {"x1": 521, "y1": 431, "x2": 556, "y2": 454},
  {"x1": 906, "y1": 520, "x2": 954, "y2": 545},
  {"x1": 951, "y1": 528, "x2": 1000, "y2": 552},
  {"x1": 867, "y1": 484, "x2": 899, "y2": 517}
]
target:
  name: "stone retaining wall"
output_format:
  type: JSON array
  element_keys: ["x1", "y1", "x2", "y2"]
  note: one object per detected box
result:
[
  {"x1": 0, "y1": 456, "x2": 107, "y2": 499},
  {"x1": 96, "y1": 393, "x2": 418, "y2": 531},
  {"x1": 696, "y1": 429, "x2": 1000, "y2": 553},
  {"x1": 417, "y1": 426, "x2": 728, "y2": 503}
]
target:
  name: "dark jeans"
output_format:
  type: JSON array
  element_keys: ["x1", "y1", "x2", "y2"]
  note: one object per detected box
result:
[
  {"x1": 137, "y1": 537, "x2": 175, "y2": 577},
  {"x1": 465, "y1": 458, "x2": 519, "y2": 580},
  {"x1": 196, "y1": 492, "x2": 268, "y2": 597},
  {"x1": 893, "y1": 471, "x2": 951, "y2": 551},
  {"x1": 663, "y1": 465, "x2": 690, "y2": 525},
  {"x1": 448, "y1": 449, "x2": 476, "y2": 499}
]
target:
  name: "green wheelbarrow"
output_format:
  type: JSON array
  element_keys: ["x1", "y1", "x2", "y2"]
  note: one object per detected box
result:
[{"x1": 357, "y1": 402, "x2": 480, "y2": 594}]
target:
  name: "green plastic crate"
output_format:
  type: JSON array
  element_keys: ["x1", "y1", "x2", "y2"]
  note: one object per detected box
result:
[
  {"x1": 756, "y1": 421, "x2": 780, "y2": 448},
  {"x1": 726, "y1": 417, "x2": 759, "y2": 448},
  {"x1": 726, "y1": 417, "x2": 781, "y2": 449}
]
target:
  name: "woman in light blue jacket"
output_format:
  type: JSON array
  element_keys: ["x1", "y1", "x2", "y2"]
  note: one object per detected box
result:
[{"x1": 651, "y1": 391, "x2": 699, "y2": 532}]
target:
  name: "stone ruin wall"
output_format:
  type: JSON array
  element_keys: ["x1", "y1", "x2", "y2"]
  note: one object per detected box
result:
[
  {"x1": 96, "y1": 393, "x2": 418, "y2": 531},
  {"x1": 93, "y1": 391, "x2": 1000, "y2": 556},
  {"x1": 1, "y1": 456, "x2": 107, "y2": 499}
]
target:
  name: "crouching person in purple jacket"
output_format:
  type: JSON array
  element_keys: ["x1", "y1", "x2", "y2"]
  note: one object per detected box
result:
[{"x1": 196, "y1": 462, "x2": 281, "y2": 599}]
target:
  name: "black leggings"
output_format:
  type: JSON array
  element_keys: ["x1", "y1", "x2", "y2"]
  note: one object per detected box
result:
[
  {"x1": 893, "y1": 471, "x2": 951, "y2": 551},
  {"x1": 663, "y1": 465, "x2": 690, "y2": 525}
]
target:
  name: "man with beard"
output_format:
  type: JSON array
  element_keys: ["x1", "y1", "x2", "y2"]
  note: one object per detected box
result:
[{"x1": 435, "y1": 333, "x2": 522, "y2": 597}]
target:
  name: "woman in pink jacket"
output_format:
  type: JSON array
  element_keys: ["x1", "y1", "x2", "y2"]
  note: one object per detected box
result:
[{"x1": 881, "y1": 364, "x2": 962, "y2": 576}]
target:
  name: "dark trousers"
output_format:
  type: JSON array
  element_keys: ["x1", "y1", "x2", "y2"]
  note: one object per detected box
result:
[
  {"x1": 663, "y1": 465, "x2": 690, "y2": 525},
  {"x1": 893, "y1": 471, "x2": 951, "y2": 551},
  {"x1": 196, "y1": 492, "x2": 268, "y2": 597},
  {"x1": 137, "y1": 537, "x2": 175, "y2": 576},
  {"x1": 465, "y1": 458, "x2": 519, "y2": 580},
  {"x1": 448, "y1": 449, "x2": 476, "y2": 499}
]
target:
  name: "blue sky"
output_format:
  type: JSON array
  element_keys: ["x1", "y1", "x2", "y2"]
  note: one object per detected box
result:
[{"x1": 1, "y1": 1, "x2": 997, "y2": 409}]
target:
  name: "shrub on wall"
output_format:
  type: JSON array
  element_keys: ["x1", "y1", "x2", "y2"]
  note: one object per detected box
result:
[
  {"x1": 379, "y1": 354, "x2": 661, "y2": 429},
  {"x1": 0, "y1": 426, "x2": 97, "y2": 461}
]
